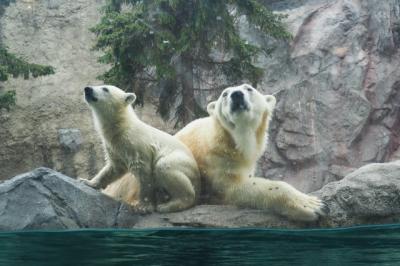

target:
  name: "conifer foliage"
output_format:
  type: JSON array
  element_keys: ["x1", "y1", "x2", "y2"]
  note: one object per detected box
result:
[
  {"x1": 0, "y1": 1, "x2": 55, "y2": 111},
  {"x1": 93, "y1": 0, "x2": 290, "y2": 126}
]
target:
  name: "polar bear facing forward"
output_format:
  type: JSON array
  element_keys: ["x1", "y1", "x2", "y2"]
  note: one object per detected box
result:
[
  {"x1": 175, "y1": 84, "x2": 328, "y2": 221},
  {"x1": 82, "y1": 85, "x2": 200, "y2": 213}
]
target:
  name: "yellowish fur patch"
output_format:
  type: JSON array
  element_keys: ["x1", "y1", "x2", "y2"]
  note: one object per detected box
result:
[
  {"x1": 103, "y1": 173, "x2": 140, "y2": 205},
  {"x1": 256, "y1": 111, "x2": 269, "y2": 146}
]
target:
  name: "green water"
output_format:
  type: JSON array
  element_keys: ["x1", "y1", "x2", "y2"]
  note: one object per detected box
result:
[{"x1": 0, "y1": 225, "x2": 400, "y2": 266}]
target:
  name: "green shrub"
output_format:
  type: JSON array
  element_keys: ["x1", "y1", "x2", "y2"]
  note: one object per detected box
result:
[{"x1": 0, "y1": 90, "x2": 16, "y2": 111}]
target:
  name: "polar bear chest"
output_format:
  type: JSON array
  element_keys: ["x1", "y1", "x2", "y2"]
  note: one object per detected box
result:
[{"x1": 106, "y1": 140, "x2": 155, "y2": 175}]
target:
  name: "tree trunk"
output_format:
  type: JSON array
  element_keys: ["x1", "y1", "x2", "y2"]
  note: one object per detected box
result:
[{"x1": 175, "y1": 54, "x2": 196, "y2": 127}]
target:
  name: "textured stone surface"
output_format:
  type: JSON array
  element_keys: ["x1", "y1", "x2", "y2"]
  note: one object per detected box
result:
[
  {"x1": 1, "y1": 164, "x2": 400, "y2": 230},
  {"x1": 58, "y1": 128, "x2": 82, "y2": 151},
  {"x1": 0, "y1": 168, "x2": 139, "y2": 230},
  {"x1": 133, "y1": 205, "x2": 305, "y2": 229},
  {"x1": 0, "y1": 0, "x2": 107, "y2": 180},
  {"x1": 313, "y1": 160, "x2": 400, "y2": 227},
  {"x1": 253, "y1": 0, "x2": 400, "y2": 192}
]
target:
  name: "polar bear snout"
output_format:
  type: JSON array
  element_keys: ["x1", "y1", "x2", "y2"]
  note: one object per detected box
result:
[
  {"x1": 231, "y1": 90, "x2": 244, "y2": 100},
  {"x1": 230, "y1": 90, "x2": 249, "y2": 112},
  {"x1": 84, "y1": 86, "x2": 93, "y2": 94},
  {"x1": 84, "y1": 86, "x2": 97, "y2": 102}
]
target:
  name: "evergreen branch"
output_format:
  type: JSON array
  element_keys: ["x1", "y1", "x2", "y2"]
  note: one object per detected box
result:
[{"x1": 94, "y1": 0, "x2": 291, "y2": 125}]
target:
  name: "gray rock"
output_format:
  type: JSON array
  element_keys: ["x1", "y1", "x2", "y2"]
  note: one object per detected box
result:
[
  {"x1": 254, "y1": 0, "x2": 400, "y2": 192},
  {"x1": 46, "y1": 0, "x2": 62, "y2": 10},
  {"x1": 58, "y1": 128, "x2": 82, "y2": 152},
  {"x1": 1, "y1": 163, "x2": 400, "y2": 230},
  {"x1": 0, "y1": 167, "x2": 139, "y2": 230},
  {"x1": 134, "y1": 205, "x2": 304, "y2": 228},
  {"x1": 313, "y1": 160, "x2": 400, "y2": 227}
]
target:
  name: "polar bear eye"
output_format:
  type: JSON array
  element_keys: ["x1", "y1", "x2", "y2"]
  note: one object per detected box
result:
[
  {"x1": 247, "y1": 88, "x2": 253, "y2": 92},
  {"x1": 102, "y1": 87, "x2": 109, "y2": 93},
  {"x1": 222, "y1": 92, "x2": 228, "y2": 97}
]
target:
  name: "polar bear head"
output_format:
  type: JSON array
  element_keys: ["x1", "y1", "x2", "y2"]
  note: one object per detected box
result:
[
  {"x1": 84, "y1": 85, "x2": 136, "y2": 116},
  {"x1": 207, "y1": 84, "x2": 276, "y2": 132}
]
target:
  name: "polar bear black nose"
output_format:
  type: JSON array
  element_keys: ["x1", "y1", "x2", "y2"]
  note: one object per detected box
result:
[
  {"x1": 84, "y1": 86, "x2": 97, "y2": 102},
  {"x1": 230, "y1": 90, "x2": 248, "y2": 112},
  {"x1": 84, "y1": 87, "x2": 93, "y2": 94},
  {"x1": 231, "y1": 91, "x2": 244, "y2": 101}
]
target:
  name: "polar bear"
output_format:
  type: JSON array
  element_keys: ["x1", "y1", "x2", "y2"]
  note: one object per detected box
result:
[
  {"x1": 103, "y1": 84, "x2": 328, "y2": 221},
  {"x1": 175, "y1": 84, "x2": 328, "y2": 221},
  {"x1": 81, "y1": 85, "x2": 200, "y2": 213}
]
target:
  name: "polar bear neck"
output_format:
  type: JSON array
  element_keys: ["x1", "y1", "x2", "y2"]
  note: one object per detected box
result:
[
  {"x1": 93, "y1": 106, "x2": 140, "y2": 143},
  {"x1": 230, "y1": 124, "x2": 265, "y2": 161},
  {"x1": 214, "y1": 114, "x2": 268, "y2": 162}
]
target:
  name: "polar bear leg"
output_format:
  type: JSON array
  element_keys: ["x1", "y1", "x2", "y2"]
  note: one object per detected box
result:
[
  {"x1": 226, "y1": 177, "x2": 328, "y2": 222},
  {"x1": 83, "y1": 164, "x2": 125, "y2": 189},
  {"x1": 154, "y1": 155, "x2": 197, "y2": 213}
]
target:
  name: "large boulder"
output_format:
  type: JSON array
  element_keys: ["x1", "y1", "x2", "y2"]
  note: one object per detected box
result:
[
  {"x1": 0, "y1": 168, "x2": 138, "y2": 230},
  {"x1": 1, "y1": 163, "x2": 400, "y2": 230},
  {"x1": 314, "y1": 160, "x2": 400, "y2": 227}
]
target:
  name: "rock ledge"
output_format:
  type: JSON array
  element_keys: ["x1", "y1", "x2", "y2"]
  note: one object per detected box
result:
[{"x1": 1, "y1": 163, "x2": 400, "y2": 230}]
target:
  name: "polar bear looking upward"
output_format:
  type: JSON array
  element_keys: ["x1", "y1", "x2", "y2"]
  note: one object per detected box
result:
[
  {"x1": 82, "y1": 85, "x2": 200, "y2": 213},
  {"x1": 103, "y1": 84, "x2": 328, "y2": 221},
  {"x1": 175, "y1": 84, "x2": 328, "y2": 221}
]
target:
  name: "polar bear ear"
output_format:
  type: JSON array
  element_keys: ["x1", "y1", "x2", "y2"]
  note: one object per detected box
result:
[
  {"x1": 207, "y1": 101, "x2": 217, "y2": 115},
  {"x1": 125, "y1": 93, "x2": 137, "y2": 105},
  {"x1": 265, "y1": 95, "x2": 276, "y2": 109}
]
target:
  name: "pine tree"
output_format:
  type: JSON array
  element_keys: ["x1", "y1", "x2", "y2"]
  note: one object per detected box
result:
[
  {"x1": 0, "y1": 1, "x2": 55, "y2": 111},
  {"x1": 93, "y1": 0, "x2": 291, "y2": 127}
]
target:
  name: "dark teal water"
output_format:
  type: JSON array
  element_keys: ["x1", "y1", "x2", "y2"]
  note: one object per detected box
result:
[{"x1": 1, "y1": 225, "x2": 400, "y2": 266}]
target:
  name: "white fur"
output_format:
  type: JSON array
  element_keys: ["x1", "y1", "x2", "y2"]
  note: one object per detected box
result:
[
  {"x1": 207, "y1": 84, "x2": 276, "y2": 161},
  {"x1": 82, "y1": 85, "x2": 200, "y2": 213}
]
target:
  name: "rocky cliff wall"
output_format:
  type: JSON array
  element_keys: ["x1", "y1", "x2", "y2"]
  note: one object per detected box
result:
[
  {"x1": 0, "y1": 0, "x2": 170, "y2": 180},
  {"x1": 255, "y1": 0, "x2": 400, "y2": 192}
]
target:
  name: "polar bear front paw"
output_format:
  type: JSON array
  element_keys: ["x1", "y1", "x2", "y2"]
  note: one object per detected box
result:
[
  {"x1": 79, "y1": 178, "x2": 101, "y2": 189},
  {"x1": 284, "y1": 194, "x2": 329, "y2": 222}
]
